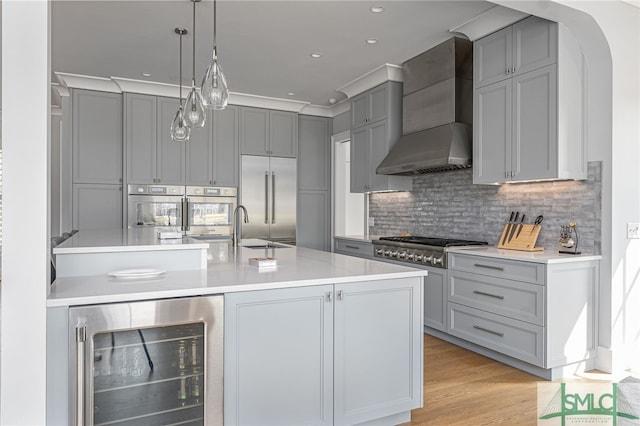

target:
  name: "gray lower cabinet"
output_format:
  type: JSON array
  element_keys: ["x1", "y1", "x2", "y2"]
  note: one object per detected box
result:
[
  {"x1": 447, "y1": 253, "x2": 599, "y2": 374},
  {"x1": 423, "y1": 267, "x2": 447, "y2": 332},
  {"x1": 186, "y1": 106, "x2": 239, "y2": 186},
  {"x1": 240, "y1": 107, "x2": 297, "y2": 157},
  {"x1": 125, "y1": 93, "x2": 185, "y2": 185},
  {"x1": 72, "y1": 183, "x2": 123, "y2": 230},
  {"x1": 224, "y1": 277, "x2": 423, "y2": 425},
  {"x1": 72, "y1": 89, "x2": 123, "y2": 185},
  {"x1": 333, "y1": 238, "x2": 373, "y2": 259}
]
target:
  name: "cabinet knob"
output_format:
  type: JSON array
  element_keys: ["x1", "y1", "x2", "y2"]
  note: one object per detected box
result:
[
  {"x1": 506, "y1": 68, "x2": 511, "y2": 74},
  {"x1": 512, "y1": 66, "x2": 516, "y2": 73}
]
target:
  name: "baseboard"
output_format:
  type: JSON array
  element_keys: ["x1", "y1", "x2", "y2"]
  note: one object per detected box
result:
[{"x1": 597, "y1": 343, "x2": 640, "y2": 374}]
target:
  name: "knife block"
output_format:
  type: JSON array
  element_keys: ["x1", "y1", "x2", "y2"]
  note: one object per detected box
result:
[{"x1": 497, "y1": 224, "x2": 544, "y2": 251}]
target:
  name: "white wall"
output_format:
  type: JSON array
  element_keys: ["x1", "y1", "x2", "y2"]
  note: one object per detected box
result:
[{"x1": 1, "y1": 0, "x2": 50, "y2": 423}]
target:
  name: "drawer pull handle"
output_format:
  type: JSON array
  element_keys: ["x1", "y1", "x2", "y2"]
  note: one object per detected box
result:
[
  {"x1": 473, "y1": 290, "x2": 505, "y2": 300},
  {"x1": 473, "y1": 325, "x2": 504, "y2": 337},
  {"x1": 345, "y1": 245, "x2": 360, "y2": 250},
  {"x1": 473, "y1": 263, "x2": 504, "y2": 271}
]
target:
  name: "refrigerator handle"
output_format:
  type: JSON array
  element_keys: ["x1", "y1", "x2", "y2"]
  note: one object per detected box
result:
[
  {"x1": 182, "y1": 198, "x2": 190, "y2": 231},
  {"x1": 271, "y1": 171, "x2": 276, "y2": 224},
  {"x1": 75, "y1": 324, "x2": 87, "y2": 426},
  {"x1": 264, "y1": 171, "x2": 269, "y2": 224}
]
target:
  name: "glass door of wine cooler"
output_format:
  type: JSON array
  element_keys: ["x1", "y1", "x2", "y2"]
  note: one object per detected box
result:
[{"x1": 69, "y1": 296, "x2": 223, "y2": 426}]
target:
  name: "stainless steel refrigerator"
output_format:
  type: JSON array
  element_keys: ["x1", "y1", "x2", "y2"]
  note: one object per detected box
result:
[{"x1": 241, "y1": 155, "x2": 296, "y2": 243}]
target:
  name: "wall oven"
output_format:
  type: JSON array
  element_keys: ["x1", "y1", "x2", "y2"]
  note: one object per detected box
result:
[
  {"x1": 127, "y1": 185, "x2": 237, "y2": 237},
  {"x1": 69, "y1": 296, "x2": 223, "y2": 426}
]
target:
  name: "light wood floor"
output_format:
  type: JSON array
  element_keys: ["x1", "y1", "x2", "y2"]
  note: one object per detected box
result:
[{"x1": 405, "y1": 334, "x2": 635, "y2": 425}]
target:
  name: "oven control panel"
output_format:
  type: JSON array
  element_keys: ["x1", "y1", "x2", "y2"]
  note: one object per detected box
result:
[{"x1": 373, "y1": 244, "x2": 446, "y2": 268}]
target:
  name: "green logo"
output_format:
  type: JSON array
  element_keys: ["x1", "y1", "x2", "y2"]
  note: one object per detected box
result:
[{"x1": 538, "y1": 382, "x2": 640, "y2": 425}]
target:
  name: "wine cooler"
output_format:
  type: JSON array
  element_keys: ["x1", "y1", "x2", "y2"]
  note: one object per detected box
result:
[{"x1": 69, "y1": 296, "x2": 223, "y2": 426}]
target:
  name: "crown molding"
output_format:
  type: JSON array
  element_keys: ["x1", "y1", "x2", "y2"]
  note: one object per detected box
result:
[
  {"x1": 448, "y1": 5, "x2": 528, "y2": 41},
  {"x1": 336, "y1": 63, "x2": 403, "y2": 99},
  {"x1": 229, "y1": 92, "x2": 312, "y2": 113},
  {"x1": 328, "y1": 99, "x2": 351, "y2": 117},
  {"x1": 111, "y1": 76, "x2": 191, "y2": 99},
  {"x1": 55, "y1": 72, "x2": 121, "y2": 93}
]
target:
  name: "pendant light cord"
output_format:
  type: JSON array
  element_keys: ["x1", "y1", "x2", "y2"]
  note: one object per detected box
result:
[
  {"x1": 179, "y1": 30, "x2": 183, "y2": 103},
  {"x1": 213, "y1": 0, "x2": 217, "y2": 59},
  {"x1": 192, "y1": 1, "x2": 196, "y2": 84}
]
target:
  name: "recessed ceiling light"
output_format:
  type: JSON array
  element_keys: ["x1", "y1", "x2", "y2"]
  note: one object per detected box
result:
[
  {"x1": 366, "y1": 38, "x2": 378, "y2": 44},
  {"x1": 370, "y1": 6, "x2": 384, "y2": 13},
  {"x1": 288, "y1": 92, "x2": 295, "y2": 96},
  {"x1": 329, "y1": 98, "x2": 337, "y2": 104},
  {"x1": 310, "y1": 53, "x2": 322, "y2": 58},
  {"x1": 141, "y1": 72, "x2": 152, "y2": 77}
]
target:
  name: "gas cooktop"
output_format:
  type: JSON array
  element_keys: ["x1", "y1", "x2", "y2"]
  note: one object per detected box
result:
[{"x1": 372, "y1": 236, "x2": 488, "y2": 268}]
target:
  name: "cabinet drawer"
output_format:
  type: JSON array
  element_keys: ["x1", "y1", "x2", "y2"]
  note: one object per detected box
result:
[
  {"x1": 334, "y1": 239, "x2": 373, "y2": 259},
  {"x1": 448, "y1": 303, "x2": 544, "y2": 367},
  {"x1": 449, "y1": 253, "x2": 545, "y2": 285},
  {"x1": 449, "y1": 271, "x2": 544, "y2": 326}
]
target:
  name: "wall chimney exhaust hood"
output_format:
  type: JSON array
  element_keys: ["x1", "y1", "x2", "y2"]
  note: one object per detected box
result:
[{"x1": 377, "y1": 37, "x2": 473, "y2": 176}]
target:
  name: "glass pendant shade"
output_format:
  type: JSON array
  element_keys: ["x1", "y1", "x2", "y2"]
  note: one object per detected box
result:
[
  {"x1": 201, "y1": 54, "x2": 229, "y2": 110},
  {"x1": 170, "y1": 106, "x2": 191, "y2": 142},
  {"x1": 184, "y1": 82, "x2": 207, "y2": 127}
]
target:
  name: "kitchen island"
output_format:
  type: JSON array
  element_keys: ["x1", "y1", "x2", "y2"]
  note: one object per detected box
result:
[{"x1": 48, "y1": 230, "x2": 426, "y2": 425}]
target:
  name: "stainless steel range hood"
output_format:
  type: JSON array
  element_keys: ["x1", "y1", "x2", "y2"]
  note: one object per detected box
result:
[{"x1": 377, "y1": 37, "x2": 473, "y2": 176}]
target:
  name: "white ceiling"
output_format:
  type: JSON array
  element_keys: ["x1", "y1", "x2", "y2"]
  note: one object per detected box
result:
[{"x1": 51, "y1": 1, "x2": 496, "y2": 107}]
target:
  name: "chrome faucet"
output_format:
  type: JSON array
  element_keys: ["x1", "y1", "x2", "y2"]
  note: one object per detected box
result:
[{"x1": 232, "y1": 205, "x2": 249, "y2": 247}]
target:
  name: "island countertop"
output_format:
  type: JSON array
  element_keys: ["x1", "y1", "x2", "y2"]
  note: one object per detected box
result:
[{"x1": 48, "y1": 239, "x2": 427, "y2": 307}]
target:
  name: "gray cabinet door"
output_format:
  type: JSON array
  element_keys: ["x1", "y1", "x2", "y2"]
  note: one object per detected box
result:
[
  {"x1": 186, "y1": 110, "x2": 213, "y2": 186},
  {"x1": 72, "y1": 183, "x2": 123, "y2": 230},
  {"x1": 298, "y1": 115, "x2": 330, "y2": 191},
  {"x1": 350, "y1": 127, "x2": 369, "y2": 193},
  {"x1": 512, "y1": 16, "x2": 557, "y2": 77},
  {"x1": 212, "y1": 106, "x2": 239, "y2": 186},
  {"x1": 72, "y1": 89, "x2": 123, "y2": 184},
  {"x1": 156, "y1": 97, "x2": 186, "y2": 185},
  {"x1": 512, "y1": 65, "x2": 557, "y2": 181},
  {"x1": 424, "y1": 268, "x2": 447, "y2": 332},
  {"x1": 368, "y1": 84, "x2": 389, "y2": 124},
  {"x1": 239, "y1": 107, "x2": 269, "y2": 155},
  {"x1": 334, "y1": 278, "x2": 423, "y2": 425},
  {"x1": 473, "y1": 79, "x2": 512, "y2": 184},
  {"x1": 125, "y1": 93, "x2": 157, "y2": 184},
  {"x1": 269, "y1": 110, "x2": 298, "y2": 157},
  {"x1": 351, "y1": 92, "x2": 369, "y2": 128},
  {"x1": 474, "y1": 25, "x2": 512, "y2": 88},
  {"x1": 224, "y1": 286, "x2": 334, "y2": 426},
  {"x1": 368, "y1": 120, "x2": 390, "y2": 191},
  {"x1": 296, "y1": 190, "x2": 329, "y2": 251}
]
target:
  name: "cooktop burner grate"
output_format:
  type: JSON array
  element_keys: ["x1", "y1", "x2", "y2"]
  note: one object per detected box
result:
[{"x1": 377, "y1": 236, "x2": 488, "y2": 247}]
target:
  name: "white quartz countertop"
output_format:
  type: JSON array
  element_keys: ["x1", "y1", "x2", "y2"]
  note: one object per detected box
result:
[
  {"x1": 447, "y1": 246, "x2": 602, "y2": 264},
  {"x1": 48, "y1": 241, "x2": 427, "y2": 307},
  {"x1": 53, "y1": 228, "x2": 210, "y2": 254},
  {"x1": 333, "y1": 235, "x2": 381, "y2": 243}
]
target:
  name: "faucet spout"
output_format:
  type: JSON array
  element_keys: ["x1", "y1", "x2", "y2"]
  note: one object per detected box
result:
[{"x1": 232, "y1": 205, "x2": 249, "y2": 247}]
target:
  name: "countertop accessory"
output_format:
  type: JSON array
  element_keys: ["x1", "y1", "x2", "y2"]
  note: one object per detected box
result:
[
  {"x1": 498, "y1": 213, "x2": 544, "y2": 251},
  {"x1": 170, "y1": 28, "x2": 191, "y2": 142},
  {"x1": 201, "y1": 0, "x2": 229, "y2": 110},
  {"x1": 107, "y1": 268, "x2": 167, "y2": 279},
  {"x1": 559, "y1": 222, "x2": 581, "y2": 255},
  {"x1": 184, "y1": 0, "x2": 206, "y2": 128},
  {"x1": 248, "y1": 257, "x2": 277, "y2": 268}
]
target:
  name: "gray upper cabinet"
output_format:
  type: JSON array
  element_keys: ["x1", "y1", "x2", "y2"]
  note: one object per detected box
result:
[
  {"x1": 350, "y1": 83, "x2": 389, "y2": 128},
  {"x1": 350, "y1": 81, "x2": 412, "y2": 193},
  {"x1": 298, "y1": 115, "x2": 330, "y2": 191},
  {"x1": 186, "y1": 106, "x2": 239, "y2": 186},
  {"x1": 474, "y1": 16, "x2": 557, "y2": 88},
  {"x1": 125, "y1": 93, "x2": 185, "y2": 185},
  {"x1": 473, "y1": 17, "x2": 586, "y2": 184},
  {"x1": 72, "y1": 89, "x2": 123, "y2": 184},
  {"x1": 240, "y1": 107, "x2": 297, "y2": 157}
]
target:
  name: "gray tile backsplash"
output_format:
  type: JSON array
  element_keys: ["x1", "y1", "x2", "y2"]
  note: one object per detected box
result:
[{"x1": 369, "y1": 162, "x2": 602, "y2": 254}]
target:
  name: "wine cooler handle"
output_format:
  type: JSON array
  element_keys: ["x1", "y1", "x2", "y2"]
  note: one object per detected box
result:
[
  {"x1": 264, "y1": 172, "x2": 269, "y2": 224},
  {"x1": 182, "y1": 198, "x2": 190, "y2": 231},
  {"x1": 76, "y1": 325, "x2": 87, "y2": 426}
]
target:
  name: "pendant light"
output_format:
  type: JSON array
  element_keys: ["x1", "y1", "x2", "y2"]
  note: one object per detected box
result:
[
  {"x1": 201, "y1": 0, "x2": 229, "y2": 110},
  {"x1": 170, "y1": 28, "x2": 191, "y2": 142},
  {"x1": 184, "y1": 0, "x2": 206, "y2": 128}
]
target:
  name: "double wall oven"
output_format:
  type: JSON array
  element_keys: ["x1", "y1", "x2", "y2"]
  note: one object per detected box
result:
[
  {"x1": 372, "y1": 236, "x2": 487, "y2": 332},
  {"x1": 127, "y1": 185, "x2": 237, "y2": 237}
]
